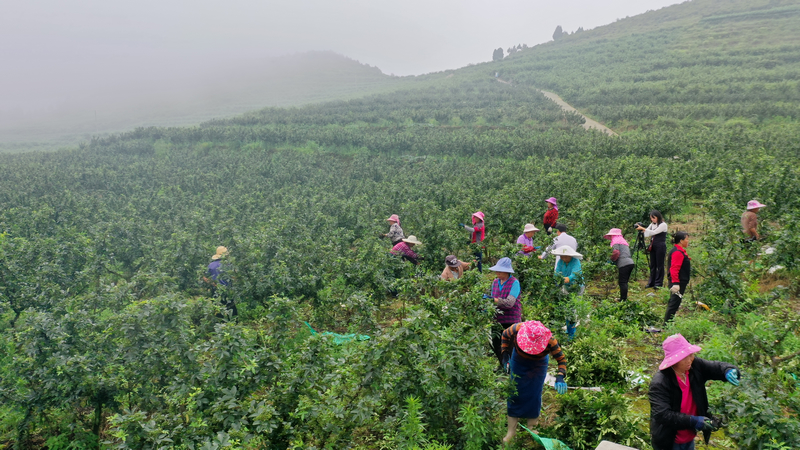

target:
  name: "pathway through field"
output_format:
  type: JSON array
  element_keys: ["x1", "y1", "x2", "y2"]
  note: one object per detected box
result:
[{"x1": 496, "y1": 78, "x2": 617, "y2": 136}]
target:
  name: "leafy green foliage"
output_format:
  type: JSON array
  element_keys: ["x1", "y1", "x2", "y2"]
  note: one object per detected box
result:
[{"x1": 548, "y1": 390, "x2": 648, "y2": 450}]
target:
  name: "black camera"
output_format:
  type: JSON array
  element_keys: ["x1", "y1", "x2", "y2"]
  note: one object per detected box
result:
[{"x1": 635, "y1": 222, "x2": 644, "y2": 228}]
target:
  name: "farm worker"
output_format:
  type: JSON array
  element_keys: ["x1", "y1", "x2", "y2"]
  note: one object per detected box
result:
[
  {"x1": 440, "y1": 255, "x2": 470, "y2": 281},
  {"x1": 542, "y1": 197, "x2": 559, "y2": 234},
  {"x1": 487, "y1": 257, "x2": 522, "y2": 366},
  {"x1": 649, "y1": 334, "x2": 740, "y2": 450},
  {"x1": 741, "y1": 200, "x2": 766, "y2": 242},
  {"x1": 500, "y1": 320, "x2": 567, "y2": 445},
  {"x1": 664, "y1": 231, "x2": 691, "y2": 324},
  {"x1": 539, "y1": 223, "x2": 578, "y2": 270},
  {"x1": 206, "y1": 246, "x2": 237, "y2": 317},
  {"x1": 516, "y1": 223, "x2": 540, "y2": 256},
  {"x1": 391, "y1": 235, "x2": 422, "y2": 265},
  {"x1": 552, "y1": 245, "x2": 584, "y2": 339},
  {"x1": 604, "y1": 228, "x2": 635, "y2": 301},
  {"x1": 636, "y1": 210, "x2": 668, "y2": 289},
  {"x1": 460, "y1": 211, "x2": 485, "y2": 272},
  {"x1": 383, "y1": 214, "x2": 405, "y2": 245}
]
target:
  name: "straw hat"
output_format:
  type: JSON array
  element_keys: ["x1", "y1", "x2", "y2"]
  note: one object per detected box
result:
[
  {"x1": 517, "y1": 321, "x2": 552, "y2": 355},
  {"x1": 552, "y1": 246, "x2": 582, "y2": 259},
  {"x1": 402, "y1": 235, "x2": 422, "y2": 245},
  {"x1": 212, "y1": 246, "x2": 228, "y2": 260},
  {"x1": 746, "y1": 200, "x2": 766, "y2": 210},
  {"x1": 524, "y1": 223, "x2": 540, "y2": 233},
  {"x1": 659, "y1": 334, "x2": 702, "y2": 370},
  {"x1": 488, "y1": 257, "x2": 514, "y2": 273},
  {"x1": 603, "y1": 228, "x2": 623, "y2": 239}
]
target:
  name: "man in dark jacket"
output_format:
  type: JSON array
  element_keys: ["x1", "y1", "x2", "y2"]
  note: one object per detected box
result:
[{"x1": 649, "y1": 334, "x2": 739, "y2": 450}]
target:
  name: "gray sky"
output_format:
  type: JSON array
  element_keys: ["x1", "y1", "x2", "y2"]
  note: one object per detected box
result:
[{"x1": 1, "y1": 0, "x2": 683, "y2": 113}]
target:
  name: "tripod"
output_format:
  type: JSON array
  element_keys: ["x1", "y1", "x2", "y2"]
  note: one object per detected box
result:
[{"x1": 631, "y1": 229, "x2": 649, "y2": 279}]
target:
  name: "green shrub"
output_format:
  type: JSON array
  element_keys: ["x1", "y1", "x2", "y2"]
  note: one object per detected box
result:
[{"x1": 548, "y1": 389, "x2": 648, "y2": 450}]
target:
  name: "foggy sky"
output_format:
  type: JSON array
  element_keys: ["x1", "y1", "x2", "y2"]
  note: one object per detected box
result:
[{"x1": 1, "y1": 0, "x2": 684, "y2": 113}]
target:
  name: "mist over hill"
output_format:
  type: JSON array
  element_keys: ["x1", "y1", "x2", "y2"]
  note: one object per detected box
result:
[{"x1": 0, "y1": 52, "x2": 402, "y2": 152}]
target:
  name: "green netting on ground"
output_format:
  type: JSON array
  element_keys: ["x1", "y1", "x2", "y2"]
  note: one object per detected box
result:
[
  {"x1": 521, "y1": 425, "x2": 572, "y2": 450},
  {"x1": 304, "y1": 321, "x2": 370, "y2": 344}
]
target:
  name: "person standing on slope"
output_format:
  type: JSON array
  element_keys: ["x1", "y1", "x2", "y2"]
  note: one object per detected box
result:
[
  {"x1": 500, "y1": 320, "x2": 568, "y2": 445},
  {"x1": 383, "y1": 214, "x2": 405, "y2": 245},
  {"x1": 637, "y1": 210, "x2": 668, "y2": 289},
  {"x1": 604, "y1": 228, "x2": 636, "y2": 301},
  {"x1": 542, "y1": 197, "x2": 559, "y2": 235},
  {"x1": 461, "y1": 211, "x2": 485, "y2": 272}
]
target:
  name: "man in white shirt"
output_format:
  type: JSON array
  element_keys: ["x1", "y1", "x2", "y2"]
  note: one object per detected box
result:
[{"x1": 540, "y1": 223, "x2": 578, "y2": 269}]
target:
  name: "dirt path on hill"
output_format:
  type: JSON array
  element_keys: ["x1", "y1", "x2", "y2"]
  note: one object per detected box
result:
[{"x1": 496, "y1": 78, "x2": 618, "y2": 136}]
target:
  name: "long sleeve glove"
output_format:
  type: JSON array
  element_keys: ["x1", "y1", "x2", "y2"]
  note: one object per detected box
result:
[
  {"x1": 690, "y1": 416, "x2": 714, "y2": 431},
  {"x1": 670, "y1": 284, "x2": 681, "y2": 295},
  {"x1": 522, "y1": 245, "x2": 535, "y2": 253},
  {"x1": 555, "y1": 375, "x2": 568, "y2": 395},
  {"x1": 458, "y1": 222, "x2": 465, "y2": 228},
  {"x1": 725, "y1": 368, "x2": 740, "y2": 386},
  {"x1": 501, "y1": 353, "x2": 511, "y2": 374}
]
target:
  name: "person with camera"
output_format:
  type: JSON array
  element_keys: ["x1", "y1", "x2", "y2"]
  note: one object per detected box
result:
[
  {"x1": 603, "y1": 228, "x2": 635, "y2": 301},
  {"x1": 664, "y1": 231, "x2": 691, "y2": 324},
  {"x1": 649, "y1": 333, "x2": 740, "y2": 450},
  {"x1": 636, "y1": 210, "x2": 668, "y2": 289}
]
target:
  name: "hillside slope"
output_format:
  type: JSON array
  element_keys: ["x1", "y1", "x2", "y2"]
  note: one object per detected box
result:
[{"x1": 483, "y1": 0, "x2": 800, "y2": 131}]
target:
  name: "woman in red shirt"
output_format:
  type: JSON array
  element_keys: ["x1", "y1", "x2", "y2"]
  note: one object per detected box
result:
[{"x1": 543, "y1": 197, "x2": 559, "y2": 234}]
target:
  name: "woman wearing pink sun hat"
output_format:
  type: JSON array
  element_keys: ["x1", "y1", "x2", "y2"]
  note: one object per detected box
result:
[
  {"x1": 648, "y1": 334, "x2": 740, "y2": 450},
  {"x1": 499, "y1": 320, "x2": 568, "y2": 444},
  {"x1": 741, "y1": 199, "x2": 766, "y2": 242}
]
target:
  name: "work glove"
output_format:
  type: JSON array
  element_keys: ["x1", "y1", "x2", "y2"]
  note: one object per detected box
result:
[
  {"x1": 690, "y1": 416, "x2": 714, "y2": 432},
  {"x1": 547, "y1": 227, "x2": 552, "y2": 233},
  {"x1": 501, "y1": 353, "x2": 511, "y2": 374},
  {"x1": 725, "y1": 368, "x2": 740, "y2": 386},
  {"x1": 555, "y1": 375, "x2": 568, "y2": 394},
  {"x1": 522, "y1": 245, "x2": 535, "y2": 253},
  {"x1": 670, "y1": 284, "x2": 681, "y2": 295},
  {"x1": 534, "y1": 246, "x2": 541, "y2": 250},
  {"x1": 459, "y1": 223, "x2": 465, "y2": 228}
]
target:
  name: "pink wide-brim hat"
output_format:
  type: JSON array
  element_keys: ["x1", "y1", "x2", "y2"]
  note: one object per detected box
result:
[
  {"x1": 603, "y1": 228, "x2": 623, "y2": 239},
  {"x1": 472, "y1": 211, "x2": 485, "y2": 221},
  {"x1": 746, "y1": 200, "x2": 766, "y2": 210},
  {"x1": 659, "y1": 333, "x2": 702, "y2": 370},
  {"x1": 386, "y1": 214, "x2": 400, "y2": 223},
  {"x1": 517, "y1": 321, "x2": 552, "y2": 355},
  {"x1": 545, "y1": 197, "x2": 558, "y2": 206}
]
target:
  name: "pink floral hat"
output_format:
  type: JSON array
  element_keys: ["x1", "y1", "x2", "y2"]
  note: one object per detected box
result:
[
  {"x1": 659, "y1": 333, "x2": 702, "y2": 370},
  {"x1": 746, "y1": 200, "x2": 766, "y2": 210},
  {"x1": 386, "y1": 214, "x2": 400, "y2": 224},
  {"x1": 517, "y1": 321, "x2": 552, "y2": 355}
]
